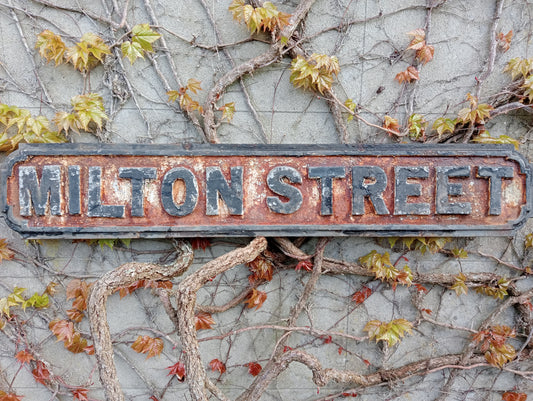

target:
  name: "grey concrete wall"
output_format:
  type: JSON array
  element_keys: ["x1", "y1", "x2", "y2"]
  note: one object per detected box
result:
[{"x1": 0, "y1": 0, "x2": 532, "y2": 400}]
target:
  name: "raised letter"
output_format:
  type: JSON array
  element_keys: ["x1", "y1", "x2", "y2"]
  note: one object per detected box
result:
[
  {"x1": 206, "y1": 167, "x2": 243, "y2": 215},
  {"x1": 394, "y1": 166, "x2": 430, "y2": 215},
  {"x1": 477, "y1": 166, "x2": 514, "y2": 215},
  {"x1": 266, "y1": 166, "x2": 303, "y2": 214},
  {"x1": 19, "y1": 166, "x2": 61, "y2": 216},
  {"x1": 119, "y1": 167, "x2": 157, "y2": 217},
  {"x1": 436, "y1": 166, "x2": 472, "y2": 215},
  {"x1": 161, "y1": 167, "x2": 198, "y2": 217},
  {"x1": 352, "y1": 166, "x2": 389, "y2": 215},
  {"x1": 88, "y1": 167, "x2": 125, "y2": 218},
  {"x1": 68, "y1": 166, "x2": 81, "y2": 215},
  {"x1": 308, "y1": 166, "x2": 345, "y2": 215}
]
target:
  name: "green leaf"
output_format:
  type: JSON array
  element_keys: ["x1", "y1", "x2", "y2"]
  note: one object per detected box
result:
[
  {"x1": 451, "y1": 272, "x2": 468, "y2": 296},
  {"x1": 364, "y1": 318, "x2": 413, "y2": 347},
  {"x1": 23, "y1": 293, "x2": 49, "y2": 309},
  {"x1": 131, "y1": 24, "x2": 161, "y2": 53},
  {"x1": 432, "y1": 117, "x2": 456, "y2": 137},
  {"x1": 471, "y1": 131, "x2": 519, "y2": 150},
  {"x1": 220, "y1": 102, "x2": 235, "y2": 122},
  {"x1": 121, "y1": 41, "x2": 144, "y2": 64}
]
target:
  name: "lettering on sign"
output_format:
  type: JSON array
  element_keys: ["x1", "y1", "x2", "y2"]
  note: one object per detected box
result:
[{"x1": 0, "y1": 144, "x2": 531, "y2": 238}]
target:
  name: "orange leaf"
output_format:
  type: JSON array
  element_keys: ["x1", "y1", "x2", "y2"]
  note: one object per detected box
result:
[
  {"x1": 84, "y1": 345, "x2": 95, "y2": 355},
  {"x1": 32, "y1": 360, "x2": 51, "y2": 384},
  {"x1": 414, "y1": 283, "x2": 428, "y2": 293},
  {"x1": 497, "y1": 30, "x2": 513, "y2": 53},
  {"x1": 15, "y1": 350, "x2": 34, "y2": 364},
  {"x1": 407, "y1": 28, "x2": 426, "y2": 50},
  {"x1": 49, "y1": 319, "x2": 74, "y2": 343},
  {"x1": 244, "y1": 289, "x2": 267, "y2": 310},
  {"x1": 383, "y1": 115, "x2": 400, "y2": 134},
  {"x1": 195, "y1": 312, "x2": 215, "y2": 330},
  {"x1": 295, "y1": 260, "x2": 313, "y2": 271},
  {"x1": 0, "y1": 392, "x2": 23, "y2": 401},
  {"x1": 64, "y1": 332, "x2": 88, "y2": 354},
  {"x1": 352, "y1": 286, "x2": 372, "y2": 305},
  {"x1": 395, "y1": 66, "x2": 419, "y2": 84},
  {"x1": 66, "y1": 308, "x2": 85, "y2": 323},
  {"x1": 0, "y1": 239, "x2": 14, "y2": 262},
  {"x1": 416, "y1": 45, "x2": 434, "y2": 64},
  {"x1": 72, "y1": 388, "x2": 89, "y2": 401},
  {"x1": 66, "y1": 279, "x2": 92, "y2": 311},
  {"x1": 209, "y1": 358, "x2": 226, "y2": 374},
  {"x1": 246, "y1": 362, "x2": 262, "y2": 376},
  {"x1": 166, "y1": 361, "x2": 186, "y2": 381},
  {"x1": 131, "y1": 335, "x2": 164, "y2": 358},
  {"x1": 502, "y1": 392, "x2": 527, "y2": 401}
]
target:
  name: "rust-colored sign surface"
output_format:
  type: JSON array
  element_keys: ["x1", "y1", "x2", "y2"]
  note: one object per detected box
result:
[{"x1": 1, "y1": 143, "x2": 531, "y2": 238}]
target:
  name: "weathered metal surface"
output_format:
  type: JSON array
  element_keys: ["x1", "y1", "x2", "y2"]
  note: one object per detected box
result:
[{"x1": 0, "y1": 143, "x2": 531, "y2": 238}]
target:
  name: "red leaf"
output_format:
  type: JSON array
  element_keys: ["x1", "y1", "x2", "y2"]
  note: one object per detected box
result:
[
  {"x1": 208, "y1": 358, "x2": 226, "y2": 374},
  {"x1": 247, "y1": 256, "x2": 273, "y2": 282},
  {"x1": 283, "y1": 346, "x2": 293, "y2": 352},
  {"x1": 131, "y1": 335, "x2": 164, "y2": 358},
  {"x1": 149, "y1": 397, "x2": 160, "y2": 401},
  {"x1": 352, "y1": 286, "x2": 372, "y2": 304},
  {"x1": 32, "y1": 361, "x2": 51, "y2": 384},
  {"x1": 190, "y1": 238, "x2": 211, "y2": 251},
  {"x1": 341, "y1": 392, "x2": 358, "y2": 397},
  {"x1": 84, "y1": 345, "x2": 95, "y2": 355},
  {"x1": 363, "y1": 359, "x2": 371, "y2": 366},
  {"x1": 322, "y1": 335, "x2": 332, "y2": 344},
  {"x1": 15, "y1": 350, "x2": 34, "y2": 364},
  {"x1": 245, "y1": 362, "x2": 262, "y2": 376},
  {"x1": 414, "y1": 283, "x2": 428, "y2": 293},
  {"x1": 195, "y1": 312, "x2": 215, "y2": 330},
  {"x1": 166, "y1": 361, "x2": 186, "y2": 381},
  {"x1": 295, "y1": 260, "x2": 313, "y2": 272},
  {"x1": 244, "y1": 289, "x2": 267, "y2": 310},
  {"x1": 338, "y1": 346, "x2": 343, "y2": 355},
  {"x1": 72, "y1": 388, "x2": 89, "y2": 401},
  {"x1": 502, "y1": 392, "x2": 527, "y2": 401},
  {"x1": 421, "y1": 308, "x2": 432, "y2": 315}
]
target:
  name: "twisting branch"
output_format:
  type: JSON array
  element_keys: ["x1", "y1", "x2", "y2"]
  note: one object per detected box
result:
[
  {"x1": 87, "y1": 242, "x2": 194, "y2": 401},
  {"x1": 173, "y1": 237, "x2": 267, "y2": 401}
]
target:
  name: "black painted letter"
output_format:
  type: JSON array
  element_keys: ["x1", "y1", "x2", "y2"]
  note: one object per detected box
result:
[
  {"x1": 394, "y1": 166, "x2": 430, "y2": 215},
  {"x1": 206, "y1": 167, "x2": 243, "y2": 216},
  {"x1": 88, "y1": 167, "x2": 125, "y2": 218},
  {"x1": 161, "y1": 167, "x2": 198, "y2": 217},
  {"x1": 477, "y1": 166, "x2": 514, "y2": 215},
  {"x1": 308, "y1": 166, "x2": 345, "y2": 215},
  {"x1": 435, "y1": 166, "x2": 472, "y2": 215},
  {"x1": 352, "y1": 166, "x2": 389, "y2": 215},
  {"x1": 19, "y1": 166, "x2": 61, "y2": 216},
  {"x1": 119, "y1": 167, "x2": 157, "y2": 217},
  {"x1": 266, "y1": 166, "x2": 303, "y2": 214},
  {"x1": 68, "y1": 166, "x2": 81, "y2": 215}
]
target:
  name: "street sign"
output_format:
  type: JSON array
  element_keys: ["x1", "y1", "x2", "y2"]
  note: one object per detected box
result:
[{"x1": 1, "y1": 143, "x2": 531, "y2": 238}]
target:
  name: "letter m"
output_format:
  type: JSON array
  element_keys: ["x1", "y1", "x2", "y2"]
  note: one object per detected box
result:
[{"x1": 19, "y1": 166, "x2": 61, "y2": 216}]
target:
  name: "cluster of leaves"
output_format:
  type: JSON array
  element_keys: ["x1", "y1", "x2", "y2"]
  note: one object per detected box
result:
[
  {"x1": 364, "y1": 318, "x2": 413, "y2": 347},
  {"x1": 55, "y1": 93, "x2": 108, "y2": 135},
  {"x1": 229, "y1": 0, "x2": 290, "y2": 34},
  {"x1": 394, "y1": 29, "x2": 433, "y2": 84},
  {"x1": 36, "y1": 30, "x2": 110, "y2": 73},
  {"x1": 121, "y1": 24, "x2": 161, "y2": 64},
  {"x1": 0, "y1": 104, "x2": 66, "y2": 152},
  {"x1": 359, "y1": 250, "x2": 412, "y2": 289},
  {"x1": 451, "y1": 273, "x2": 510, "y2": 300},
  {"x1": 247, "y1": 254, "x2": 274, "y2": 283},
  {"x1": 290, "y1": 54, "x2": 340, "y2": 94},
  {"x1": 472, "y1": 325, "x2": 516, "y2": 367},
  {"x1": 168, "y1": 78, "x2": 204, "y2": 114},
  {"x1": 0, "y1": 287, "x2": 49, "y2": 327},
  {"x1": 475, "y1": 278, "x2": 510, "y2": 300},
  {"x1": 389, "y1": 237, "x2": 450, "y2": 255}
]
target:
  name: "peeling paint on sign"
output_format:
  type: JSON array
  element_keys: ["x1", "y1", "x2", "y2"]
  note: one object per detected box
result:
[{"x1": 0, "y1": 143, "x2": 531, "y2": 238}]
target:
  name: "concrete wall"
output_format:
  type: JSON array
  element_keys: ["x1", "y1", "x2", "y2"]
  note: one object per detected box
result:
[{"x1": 0, "y1": 0, "x2": 532, "y2": 400}]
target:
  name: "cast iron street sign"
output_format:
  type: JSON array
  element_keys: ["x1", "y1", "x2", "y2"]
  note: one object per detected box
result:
[{"x1": 0, "y1": 143, "x2": 531, "y2": 238}]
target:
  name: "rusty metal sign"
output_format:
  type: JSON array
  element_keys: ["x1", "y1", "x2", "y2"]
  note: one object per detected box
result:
[{"x1": 0, "y1": 143, "x2": 531, "y2": 238}]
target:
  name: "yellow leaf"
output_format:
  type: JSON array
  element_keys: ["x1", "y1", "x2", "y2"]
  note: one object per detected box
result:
[
  {"x1": 121, "y1": 41, "x2": 144, "y2": 64},
  {"x1": 131, "y1": 24, "x2": 161, "y2": 52},
  {"x1": 35, "y1": 30, "x2": 66, "y2": 65}
]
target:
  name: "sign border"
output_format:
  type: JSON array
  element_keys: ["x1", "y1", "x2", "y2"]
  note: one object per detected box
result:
[{"x1": 1, "y1": 143, "x2": 531, "y2": 238}]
